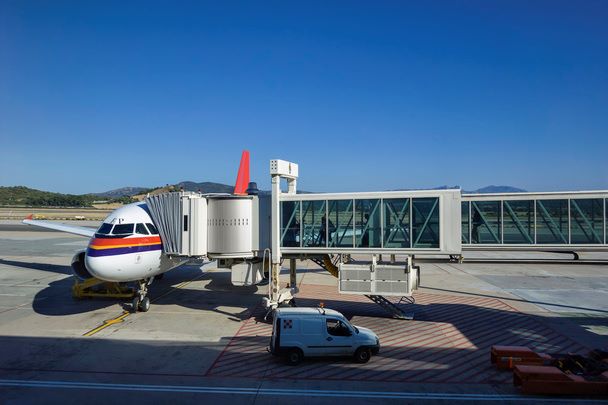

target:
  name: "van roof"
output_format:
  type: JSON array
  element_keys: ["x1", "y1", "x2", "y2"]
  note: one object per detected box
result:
[{"x1": 274, "y1": 307, "x2": 343, "y2": 317}]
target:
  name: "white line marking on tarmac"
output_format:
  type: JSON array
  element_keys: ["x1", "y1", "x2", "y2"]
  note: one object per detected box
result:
[{"x1": 0, "y1": 379, "x2": 600, "y2": 402}]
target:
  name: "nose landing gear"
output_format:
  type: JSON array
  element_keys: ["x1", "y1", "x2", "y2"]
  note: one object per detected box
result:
[{"x1": 132, "y1": 278, "x2": 153, "y2": 313}]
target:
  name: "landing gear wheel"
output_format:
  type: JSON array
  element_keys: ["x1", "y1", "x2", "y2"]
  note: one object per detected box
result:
[
  {"x1": 354, "y1": 347, "x2": 371, "y2": 363},
  {"x1": 132, "y1": 296, "x2": 140, "y2": 313},
  {"x1": 289, "y1": 299, "x2": 297, "y2": 307},
  {"x1": 286, "y1": 348, "x2": 303, "y2": 366},
  {"x1": 139, "y1": 296, "x2": 150, "y2": 312},
  {"x1": 132, "y1": 278, "x2": 151, "y2": 313}
]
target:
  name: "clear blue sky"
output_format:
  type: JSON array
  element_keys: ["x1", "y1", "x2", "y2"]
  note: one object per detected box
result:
[{"x1": 1, "y1": 1, "x2": 607, "y2": 194}]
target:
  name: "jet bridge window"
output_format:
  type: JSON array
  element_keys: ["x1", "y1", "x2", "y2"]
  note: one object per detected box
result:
[
  {"x1": 302, "y1": 200, "x2": 327, "y2": 247},
  {"x1": 412, "y1": 197, "x2": 440, "y2": 248},
  {"x1": 135, "y1": 223, "x2": 149, "y2": 235},
  {"x1": 112, "y1": 224, "x2": 134, "y2": 235},
  {"x1": 355, "y1": 199, "x2": 381, "y2": 248},
  {"x1": 383, "y1": 198, "x2": 410, "y2": 248},
  {"x1": 96, "y1": 223, "x2": 113, "y2": 235},
  {"x1": 281, "y1": 201, "x2": 300, "y2": 247},
  {"x1": 570, "y1": 198, "x2": 603, "y2": 244},
  {"x1": 328, "y1": 199, "x2": 354, "y2": 248}
]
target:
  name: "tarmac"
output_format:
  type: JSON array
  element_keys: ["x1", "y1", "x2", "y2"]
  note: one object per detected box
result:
[{"x1": 0, "y1": 220, "x2": 607, "y2": 404}]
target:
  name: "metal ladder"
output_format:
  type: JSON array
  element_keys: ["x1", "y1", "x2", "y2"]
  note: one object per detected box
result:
[
  {"x1": 365, "y1": 295, "x2": 414, "y2": 320},
  {"x1": 310, "y1": 256, "x2": 328, "y2": 270},
  {"x1": 311, "y1": 255, "x2": 414, "y2": 320}
]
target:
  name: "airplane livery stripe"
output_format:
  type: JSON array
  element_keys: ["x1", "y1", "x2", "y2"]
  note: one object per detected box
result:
[
  {"x1": 86, "y1": 244, "x2": 162, "y2": 257},
  {"x1": 89, "y1": 241, "x2": 162, "y2": 250},
  {"x1": 89, "y1": 236, "x2": 161, "y2": 248}
]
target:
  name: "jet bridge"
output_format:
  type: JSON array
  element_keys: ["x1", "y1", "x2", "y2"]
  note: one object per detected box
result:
[
  {"x1": 143, "y1": 160, "x2": 462, "y2": 317},
  {"x1": 278, "y1": 189, "x2": 462, "y2": 256},
  {"x1": 145, "y1": 191, "x2": 271, "y2": 286},
  {"x1": 266, "y1": 159, "x2": 461, "y2": 315},
  {"x1": 142, "y1": 158, "x2": 605, "y2": 318},
  {"x1": 461, "y1": 191, "x2": 608, "y2": 252}
]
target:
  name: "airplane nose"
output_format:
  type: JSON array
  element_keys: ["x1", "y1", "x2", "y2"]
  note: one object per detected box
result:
[{"x1": 84, "y1": 249, "x2": 136, "y2": 282}]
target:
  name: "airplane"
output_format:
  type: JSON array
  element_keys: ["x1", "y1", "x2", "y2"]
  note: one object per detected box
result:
[{"x1": 22, "y1": 151, "x2": 253, "y2": 313}]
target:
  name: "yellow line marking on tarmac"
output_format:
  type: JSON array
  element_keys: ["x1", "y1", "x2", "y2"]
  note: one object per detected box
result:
[
  {"x1": 82, "y1": 270, "x2": 212, "y2": 337},
  {"x1": 83, "y1": 311, "x2": 130, "y2": 337}
]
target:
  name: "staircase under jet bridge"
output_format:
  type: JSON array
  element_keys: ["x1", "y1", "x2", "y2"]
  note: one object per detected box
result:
[{"x1": 310, "y1": 255, "x2": 417, "y2": 320}]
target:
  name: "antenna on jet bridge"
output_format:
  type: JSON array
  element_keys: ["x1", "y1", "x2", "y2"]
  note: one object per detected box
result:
[{"x1": 233, "y1": 150, "x2": 250, "y2": 195}]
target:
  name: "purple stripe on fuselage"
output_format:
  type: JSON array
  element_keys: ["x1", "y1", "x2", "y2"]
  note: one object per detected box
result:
[{"x1": 86, "y1": 244, "x2": 162, "y2": 257}]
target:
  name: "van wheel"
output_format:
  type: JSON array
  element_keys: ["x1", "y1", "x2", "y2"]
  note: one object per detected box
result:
[
  {"x1": 286, "y1": 348, "x2": 303, "y2": 366},
  {"x1": 354, "y1": 347, "x2": 371, "y2": 363}
]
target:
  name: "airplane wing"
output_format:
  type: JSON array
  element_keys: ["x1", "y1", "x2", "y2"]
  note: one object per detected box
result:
[{"x1": 22, "y1": 215, "x2": 96, "y2": 238}]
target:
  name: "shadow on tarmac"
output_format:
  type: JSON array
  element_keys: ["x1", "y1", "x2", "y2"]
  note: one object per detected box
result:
[
  {"x1": 0, "y1": 334, "x2": 222, "y2": 380},
  {"x1": 0, "y1": 258, "x2": 71, "y2": 275},
  {"x1": 21, "y1": 262, "x2": 261, "y2": 318},
  {"x1": 8, "y1": 258, "x2": 607, "y2": 358}
]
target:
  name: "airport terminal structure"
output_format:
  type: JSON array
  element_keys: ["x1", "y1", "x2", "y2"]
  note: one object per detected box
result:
[{"x1": 141, "y1": 159, "x2": 608, "y2": 317}]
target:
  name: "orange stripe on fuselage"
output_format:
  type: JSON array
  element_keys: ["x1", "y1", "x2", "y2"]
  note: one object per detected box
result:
[{"x1": 89, "y1": 236, "x2": 161, "y2": 250}]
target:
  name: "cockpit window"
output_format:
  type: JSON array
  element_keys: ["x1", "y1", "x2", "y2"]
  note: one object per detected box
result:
[
  {"x1": 96, "y1": 223, "x2": 113, "y2": 235},
  {"x1": 135, "y1": 223, "x2": 149, "y2": 235},
  {"x1": 112, "y1": 223, "x2": 134, "y2": 235},
  {"x1": 145, "y1": 223, "x2": 159, "y2": 235}
]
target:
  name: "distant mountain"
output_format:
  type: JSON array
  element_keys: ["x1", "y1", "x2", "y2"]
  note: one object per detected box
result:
[
  {"x1": 464, "y1": 185, "x2": 527, "y2": 194},
  {"x1": 93, "y1": 187, "x2": 148, "y2": 198},
  {"x1": 0, "y1": 186, "x2": 97, "y2": 207},
  {"x1": 1, "y1": 182, "x2": 528, "y2": 208},
  {"x1": 177, "y1": 181, "x2": 235, "y2": 194},
  {"x1": 390, "y1": 185, "x2": 527, "y2": 194}
]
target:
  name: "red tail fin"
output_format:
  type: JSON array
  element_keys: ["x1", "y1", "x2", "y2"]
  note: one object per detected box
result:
[{"x1": 233, "y1": 150, "x2": 250, "y2": 195}]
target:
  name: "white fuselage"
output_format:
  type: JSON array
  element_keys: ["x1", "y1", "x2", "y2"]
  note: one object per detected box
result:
[
  {"x1": 84, "y1": 203, "x2": 185, "y2": 282},
  {"x1": 85, "y1": 247, "x2": 183, "y2": 282}
]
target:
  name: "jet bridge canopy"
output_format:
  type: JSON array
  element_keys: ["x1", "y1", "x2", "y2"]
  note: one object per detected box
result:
[{"x1": 278, "y1": 189, "x2": 462, "y2": 255}]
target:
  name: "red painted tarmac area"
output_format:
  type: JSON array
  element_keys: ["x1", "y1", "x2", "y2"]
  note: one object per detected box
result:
[{"x1": 206, "y1": 284, "x2": 585, "y2": 383}]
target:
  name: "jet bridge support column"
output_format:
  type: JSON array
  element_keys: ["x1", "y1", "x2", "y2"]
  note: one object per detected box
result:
[
  {"x1": 289, "y1": 258, "x2": 297, "y2": 289},
  {"x1": 265, "y1": 160, "x2": 299, "y2": 311},
  {"x1": 270, "y1": 175, "x2": 281, "y2": 304}
]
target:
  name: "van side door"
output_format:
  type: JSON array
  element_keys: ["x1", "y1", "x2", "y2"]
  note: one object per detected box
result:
[{"x1": 299, "y1": 317, "x2": 326, "y2": 356}]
